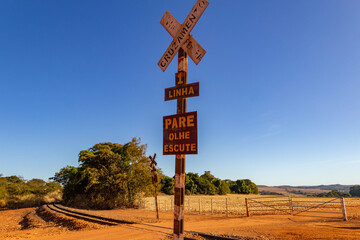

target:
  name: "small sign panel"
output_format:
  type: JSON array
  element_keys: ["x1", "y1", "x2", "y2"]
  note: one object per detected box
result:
[
  {"x1": 163, "y1": 111, "x2": 198, "y2": 155},
  {"x1": 165, "y1": 82, "x2": 199, "y2": 101}
]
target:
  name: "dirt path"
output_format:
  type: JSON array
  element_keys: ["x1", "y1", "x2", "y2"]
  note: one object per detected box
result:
[{"x1": 1, "y1": 207, "x2": 359, "y2": 240}]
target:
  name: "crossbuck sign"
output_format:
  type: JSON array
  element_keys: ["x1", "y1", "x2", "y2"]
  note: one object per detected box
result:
[{"x1": 158, "y1": 0, "x2": 209, "y2": 72}]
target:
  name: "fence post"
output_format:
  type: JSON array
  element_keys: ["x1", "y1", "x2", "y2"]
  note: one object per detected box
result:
[
  {"x1": 245, "y1": 198, "x2": 250, "y2": 217},
  {"x1": 171, "y1": 199, "x2": 173, "y2": 211},
  {"x1": 340, "y1": 197, "x2": 348, "y2": 221},
  {"x1": 144, "y1": 200, "x2": 146, "y2": 209},
  {"x1": 199, "y1": 199, "x2": 201, "y2": 214},
  {"x1": 289, "y1": 195, "x2": 293, "y2": 214},
  {"x1": 226, "y1": 198, "x2": 228, "y2": 217},
  {"x1": 211, "y1": 199, "x2": 213, "y2": 215}
]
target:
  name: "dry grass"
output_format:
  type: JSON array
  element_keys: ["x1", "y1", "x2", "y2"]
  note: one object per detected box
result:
[
  {"x1": 142, "y1": 194, "x2": 360, "y2": 219},
  {"x1": 1, "y1": 191, "x2": 62, "y2": 209}
]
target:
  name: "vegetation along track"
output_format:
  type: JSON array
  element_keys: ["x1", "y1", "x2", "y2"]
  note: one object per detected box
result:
[{"x1": 47, "y1": 203, "x2": 242, "y2": 240}]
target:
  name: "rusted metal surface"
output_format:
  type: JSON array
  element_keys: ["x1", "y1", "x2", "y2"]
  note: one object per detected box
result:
[
  {"x1": 165, "y1": 82, "x2": 199, "y2": 101},
  {"x1": 160, "y1": 10, "x2": 206, "y2": 65},
  {"x1": 158, "y1": 0, "x2": 209, "y2": 72}
]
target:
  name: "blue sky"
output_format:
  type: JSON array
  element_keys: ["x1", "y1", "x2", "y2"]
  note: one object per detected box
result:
[{"x1": 1, "y1": 0, "x2": 359, "y2": 186}]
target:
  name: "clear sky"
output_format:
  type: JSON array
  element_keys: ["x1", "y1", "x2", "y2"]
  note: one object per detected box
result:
[{"x1": 1, "y1": 0, "x2": 359, "y2": 186}]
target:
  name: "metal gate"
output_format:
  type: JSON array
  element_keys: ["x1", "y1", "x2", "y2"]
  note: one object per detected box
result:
[
  {"x1": 246, "y1": 196, "x2": 347, "y2": 220},
  {"x1": 291, "y1": 197, "x2": 347, "y2": 220}
]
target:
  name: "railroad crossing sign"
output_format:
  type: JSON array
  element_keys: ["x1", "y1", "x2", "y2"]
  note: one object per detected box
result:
[
  {"x1": 158, "y1": 0, "x2": 209, "y2": 72},
  {"x1": 158, "y1": 1, "x2": 209, "y2": 239},
  {"x1": 160, "y1": 10, "x2": 206, "y2": 66}
]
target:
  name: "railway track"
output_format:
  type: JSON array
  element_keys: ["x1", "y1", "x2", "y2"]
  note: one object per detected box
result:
[{"x1": 46, "y1": 203, "x2": 241, "y2": 240}]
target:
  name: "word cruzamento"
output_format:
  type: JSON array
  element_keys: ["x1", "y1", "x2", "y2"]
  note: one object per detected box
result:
[
  {"x1": 165, "y1": 82, "x2": 199, "y2": 101},
  {"x1": 158, "y1": 0, "x2": 209, "y2": 72},
  {"x1": 163, "y1": 111, "x2": 198, "y2": 155}
]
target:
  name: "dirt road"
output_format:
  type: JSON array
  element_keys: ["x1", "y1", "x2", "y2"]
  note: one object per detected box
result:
[{"x1": 1, "y1": 206, "x2": 359, "y2": 240}]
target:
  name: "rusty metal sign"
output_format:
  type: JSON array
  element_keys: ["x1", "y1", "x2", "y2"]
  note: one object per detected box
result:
[
  {"x1": 160, "y1": 10, "x2": 206, "y2": 65},
  {"x1": 163, "y1": 111, "x2": 198, "y2": 155},
  {"x1": 165, "y1": 82, "x2": 199, "y2": 101},
  {"x1": 158, "y1": 0, "x2": 209, "y2": 72}
]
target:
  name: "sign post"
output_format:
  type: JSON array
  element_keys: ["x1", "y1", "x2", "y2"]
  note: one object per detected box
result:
[
  {"x1": 149, "y1": 154, "x2": 159, "y2": 220},
  {"x1": 174, "y1": 48, "x2": 187, "y2": 239},
  {"x1": 158, "y1": 1, "x2": 209, "y2": 239}
]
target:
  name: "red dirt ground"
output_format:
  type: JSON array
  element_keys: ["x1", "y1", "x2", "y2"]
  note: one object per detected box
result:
[{"x1": 1, "y1": 207, "x2": 359, "y2": 240}]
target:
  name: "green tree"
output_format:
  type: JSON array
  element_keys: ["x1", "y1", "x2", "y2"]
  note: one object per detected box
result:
[
  {"x1": 217, "y1": 180, "x2": 231, "y2": 195},
  {"x1": 229, "y1": 179, "x2": 258, "y2": 194},
  {"x1": 350, "y1": 185, "x2": 360, "y2": 197},
  {"x1": 185, "y1": 173, "x2": 198, "y2": 195},
  {"x1": 197, "y1": 176, "x2": 216, "y2": 195},
  {"x1": 5, "y1": 176, "x2": 27, "y2": 196},
  {"x1": 160, "y1": 176, "x2": 174, "y2": 195},
  {"x1": 52, "y1": 138, "x2": 154, "y2": 209},
  {"x1": 26, "y1": 179, "x2": 47, "y2": 195}
]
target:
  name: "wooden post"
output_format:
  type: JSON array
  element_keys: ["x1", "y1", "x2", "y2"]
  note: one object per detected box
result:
[
  {"x1": 150, "y1": 154, "x2": 159, "y2": 220},
  {"x1": 211, "y1": 199, "x2": 213, "y2": 215},
  {"x1": 226, "y1": 198, "x2": 228, "y2": 217},
  {"x1": 199, "y1": 198, "x2": 201, "y2": 214},
  {"x1": 173, "y1": 48, "x2": 188, "y2": 240},
  {"x1": 171, "y1": 199, "x2": 173, "y2": 211},
  {"x1": 245, "y1": 198, "x2": 250, "y2": 217},
  {"x1": 340, "y1": 197, "x2": 347, "y2": 221}
]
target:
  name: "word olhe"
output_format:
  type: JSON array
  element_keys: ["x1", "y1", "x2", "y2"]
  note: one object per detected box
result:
[{"x1": 163, "y1": 111, "x2": 198, "y2": 155}]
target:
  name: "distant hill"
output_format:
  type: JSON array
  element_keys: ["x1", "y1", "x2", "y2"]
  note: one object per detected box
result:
[
  {"x1": 282, "y1": 184, "x2": 352, "y2": 192},
  {"x1": 258, "y1": 184, "x2": 354, "y2": 196}
]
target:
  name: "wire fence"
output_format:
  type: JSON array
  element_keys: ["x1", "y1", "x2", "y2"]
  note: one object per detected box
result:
[
  {"x1": 140, "y1": 195, "x2": 354, "y2": 221},
  {"x1": 140, "y1": 196, "x2": 246, "y2": 216}
]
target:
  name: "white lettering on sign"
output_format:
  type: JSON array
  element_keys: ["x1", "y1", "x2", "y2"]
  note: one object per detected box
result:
[{"x1": 158, "y1": 0, "x2": 209, "y2": 72}]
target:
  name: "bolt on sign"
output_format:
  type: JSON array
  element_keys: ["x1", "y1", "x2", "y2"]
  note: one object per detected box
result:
[{"x1": 163, "y1": 111, "x2": 198, "y2": 155}]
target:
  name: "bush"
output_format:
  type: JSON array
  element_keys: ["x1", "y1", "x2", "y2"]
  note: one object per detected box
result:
[
  {"x1": 0, "y1": 174, "x2": 62, "y2": 209},
  {"x1": 316, "y1": 190, "x2": 351, "y2": 198}
]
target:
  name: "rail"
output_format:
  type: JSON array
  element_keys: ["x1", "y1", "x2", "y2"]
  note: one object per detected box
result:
[{"x1": 46, "y1": 203, "x2": 243, "y2": 240}]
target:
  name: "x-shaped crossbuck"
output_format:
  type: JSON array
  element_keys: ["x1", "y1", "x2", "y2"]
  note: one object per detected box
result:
[{"x1": 158, "y1": 0, "x2": 209, "y2": 72}]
